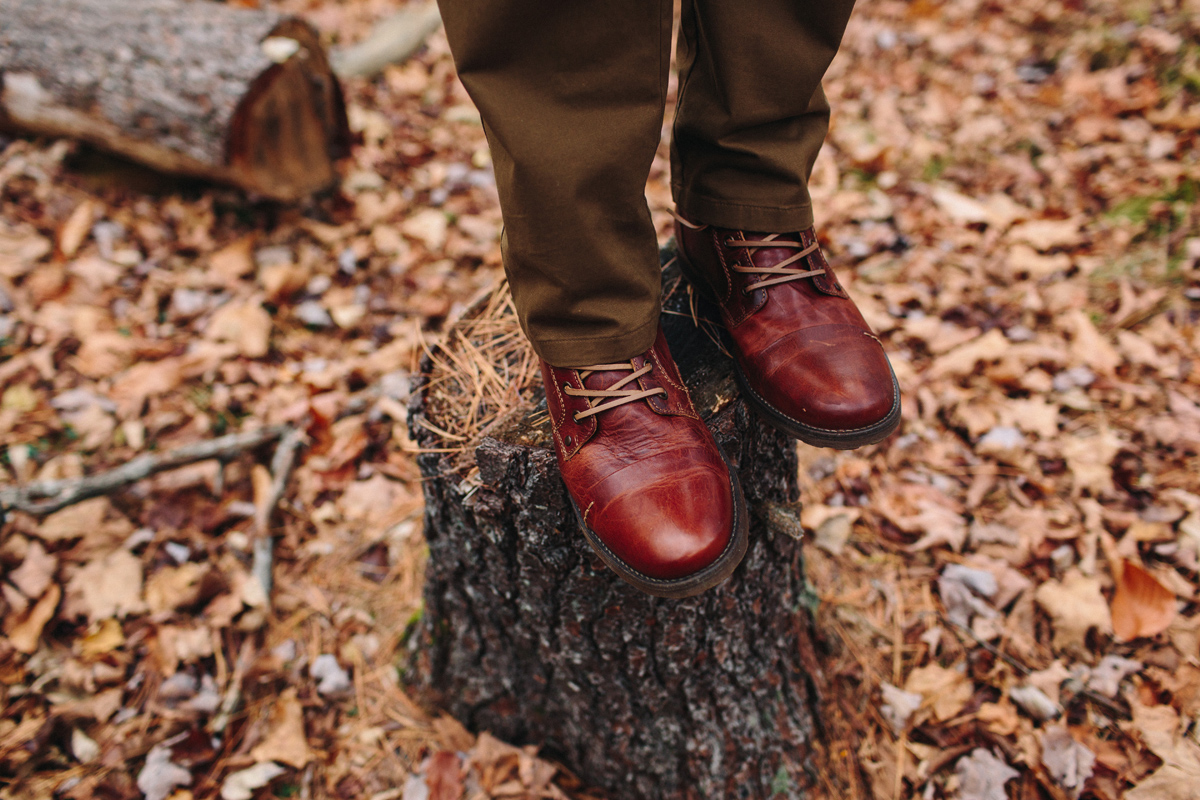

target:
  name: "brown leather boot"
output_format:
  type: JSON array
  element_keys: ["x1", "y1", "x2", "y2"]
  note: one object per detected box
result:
[
  {"x1": 541, "y1": 326, "x2": 748, "y2": 597},
  {"x1": 675, "y1": 215, "x2": 901, "y2": 449}
]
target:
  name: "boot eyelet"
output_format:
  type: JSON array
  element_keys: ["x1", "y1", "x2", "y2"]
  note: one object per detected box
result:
[
  {"x1": 564, "y1": 434, "x2": 574, "y2": 446},
  {"x1": 572, "y1": 413, "x2": 582, "y2": 423}
]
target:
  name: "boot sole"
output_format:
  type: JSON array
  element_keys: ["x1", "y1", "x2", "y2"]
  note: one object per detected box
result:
[
  {"x1": 734, "y1": 361, "x2": 901, "y2": 450},
  {"x1": 676, "y1": 245, "x2": 902, "y2": 450},
  {"x1": 569, "y1": 446, "x2": 749, "y2": 599}
]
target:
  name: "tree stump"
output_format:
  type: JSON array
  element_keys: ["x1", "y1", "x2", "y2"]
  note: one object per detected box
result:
[
  {"x1": 0, "y1": 0, "x2": 350, "y2": 201},
  {"x1": 408, "y1": 256, "x2": 822, "y2": 800}
]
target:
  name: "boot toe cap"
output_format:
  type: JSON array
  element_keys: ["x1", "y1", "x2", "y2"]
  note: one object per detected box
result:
[
  {"x1": 587, "y1": 459, "x2": 735, "y2": 581},
  {"x1": 751, "y1": 326, "x2": 897, "y2": 433}
]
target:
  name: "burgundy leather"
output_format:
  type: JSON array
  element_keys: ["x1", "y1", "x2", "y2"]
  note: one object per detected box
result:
[
  {"x1": 675, "y1": 221, "x2": 898, "y2": 438},
  {"x1": 541, "y1": 327, "x2": 736, "y2": 582}
]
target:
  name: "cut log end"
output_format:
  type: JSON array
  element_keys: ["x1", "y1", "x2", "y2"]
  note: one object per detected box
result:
[
  {"x1": 226, "y1": 19, "x2": 351, "y2": 201},
  {"x1": 408, "y1": 254, "x2": 821, "y2": 800},
  {"x1": 0, "y1": 0, "x2": 350, "y2": 201}
]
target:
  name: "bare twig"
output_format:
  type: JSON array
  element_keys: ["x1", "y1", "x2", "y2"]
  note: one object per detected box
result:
[
  {"x1": 250, "y1": 424, "x2": 308, "y2": 599},
  {"x1": 211, "y1": 637, "x2": 256, "y2": 735},
  {"x1": 0, "y1": 424, "x2": 292, "y2": 517}
]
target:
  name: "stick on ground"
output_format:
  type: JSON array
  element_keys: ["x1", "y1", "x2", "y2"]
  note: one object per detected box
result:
[
  {"x1": 0, "y1": 424, "x2": 292, "y2": 517},
  {"x1": 250, "y1": 424, "x2": 309, "y2": 599}
]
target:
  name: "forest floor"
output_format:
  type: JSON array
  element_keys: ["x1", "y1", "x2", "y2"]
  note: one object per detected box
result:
[{"x1": 1, "y1": 0, "x2": 1199, "y2": 798}]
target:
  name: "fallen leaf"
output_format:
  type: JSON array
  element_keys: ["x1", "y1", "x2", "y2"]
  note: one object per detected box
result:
[
  {"x1": 426, "y1": 750, "x2": 464, "y2": 800},
  {"x1": 220, "y1": 762, "x2": 285, "y2": 800},
  {"x1": 2, "y1": 384, "x2": 38, "y2": 412},
  {"x1": 68, "y1": 255, "x2": 122, "y2": 291},
  {"x1": 210, "y1": 236, "x2": 256, "y2": 283},
  {"x1": 1087, "y1": 655, "x2": 1142, "y2": 697},
  {"x1": 403, "y1": 208, "x2": 449, "y2": 250},
  {"x1": 138, "y1": 744, "x2": 192, "y2": 800},
  {"x1": 906, "y1": 500, "x2": 968, "y2": 552},
  {"x1": 259, "y1": 262, "x2": 309, "y2": 302},
  {"x1": 976, "y1": 701, "x2": 1021, "y2": 736},
  {"x1": 0, "y1": 221, "x2": 52, "y2": 278},
  {"x1": 1061, "y1": 428, "x2": 1123, "y2": 497},
  {"x1": 880, "y1": 682, "x2": 923, "y2": 734},
  {"x1": 9, "y1": 540, "x2": 57, "y2": 598},
  {"x1": 1131, "y1": 701, "x2": 1183, "y2": 760},
  {"x1": 1035, "y1": 569, "x2": 1112, "y2": 655},
  {"x1": 51, "y1": 687, "x2": 123, "y2": 723},
  {"x1": 157, "y1": 624, "x2": 215, "y2": 671},
  {"x1": 311, "y1": 654, "x2": 351, "y2": 696},
  {"x1": 904, "y1": 663, "x2": 973, "y2": 721},
  {"x1": 1111, "y1": 559, "x2": 1177, "y2": 641},
  {"x1": 109, "y1": 358, "x2": 186, "y2": 417},
  {"x1": 1027, "y1": 661, "x2": 1073, "y2": 706},
  {"x1": 939, "y1": 563, "x2": 998, "y2": 627},
  {"x1": 432, "y1": 714, "x2": 476, "y2": 752},
  {"x1": 58, "y1": 200, "x2": 97, "y2": 258},
  {"x1": 206, "y1": 300, "x2": 272, "y2": 358},
  {"x1": 6, "y1": 584, "x2": 61, "y2": 653},
  {"x1": 1008, "y1": 396, "x2": 1060, "y2": 438},
  {"x1": 1064, "y1": 310, "x2": 1121, "y2": 376},
  {"x1": 956, "y1": 748, "x2": 1019, "y2": 800},
  {"x1": 1126, "y1": 702, "x2": 1200, "y2": 800},
  {"x1": 1010, "y1": 684, "x2": 1060, "y2": 721},
  {"x1": 932, "y1": 186, "x2": 991, "y2": 224},
  {"x1": 1125, "y1": 744, "x2": 1200, "y2": 800},
  {"x1": 65, "y1": 548, "x2": 146, "y2": 621},
  {"x1": 1041, "y1": 725, "x2": 1094, "y2": 797},
  {"x1": 249, "y1": 688, "x2": 313, "y2": 768},
  {"x1": 70, "y1": 727, "x2": 101, "y2": 763},
  {"x1": 928, "y1": 328, "x2": 1010, "y2": 379},
  {"x1": 1008, "y1": 218, "x2": 1084, "y2": 251},
  {"x1": 79, "y1": 617, "x2": 126, "y2": 658},
  {"x1": 801, "y1": 504, "x2": 862, "y2": 555},
  {"x1": 1006, "y1": 243, "x2": 1072, "y2": 278},
  {"x1": 145, "y1": 563, "x2": 211, "y2": 614}
]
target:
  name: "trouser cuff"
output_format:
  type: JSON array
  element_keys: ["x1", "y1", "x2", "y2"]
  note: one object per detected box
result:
[
  {"x1": 674, "y1": 187, "x2": 816, "y2": 233},
  {"x1": 532, "y1": 313, "x2": 661, "y2": 368}
]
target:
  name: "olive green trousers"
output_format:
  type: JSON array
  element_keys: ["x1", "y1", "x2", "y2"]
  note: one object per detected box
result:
[{"x1": 437, "y1": 0, "x2": 857, "y2": 366}]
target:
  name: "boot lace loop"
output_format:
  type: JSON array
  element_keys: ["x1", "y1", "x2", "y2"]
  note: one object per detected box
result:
[
  {"x1": 563, "y1": 362, "x2": 665, "y2": 422},
  {"x1": 727, "y1": 233, "x2": 823, "y2": 292}
]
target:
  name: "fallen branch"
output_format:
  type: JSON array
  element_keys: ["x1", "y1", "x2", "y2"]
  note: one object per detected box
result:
[
  {"x1": 211, "y1": 637, "x2": 256, "y2": 736},
  {"x1": 0, "y1": 424, "x2": 292, "y2": 517},
  {"x1": 250, "y1": 424, "x2": 309, "y2": 599},
  {"x1": 330, "y1": 1, "x2": 442, "y2": 78}
]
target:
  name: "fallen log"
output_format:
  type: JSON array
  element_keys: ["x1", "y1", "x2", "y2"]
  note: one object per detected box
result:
[
  {"x1": 0, "y1": 0, "x2": 350, "y2": 201},
  {"x1": 407, "y1": 253, "x2": 826, "y2": 800}
]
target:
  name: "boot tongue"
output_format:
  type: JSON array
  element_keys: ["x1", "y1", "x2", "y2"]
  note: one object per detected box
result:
[{"x1": 580, "y1": 365, "x2": 633, "y2": 392}]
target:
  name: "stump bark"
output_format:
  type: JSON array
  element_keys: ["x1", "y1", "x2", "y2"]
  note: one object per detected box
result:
[
  {"x1": 408, "y1": 258, "x2": 825, "y2": 800},
  {"x1": 0, "y1": 0, "x2": 350, "y2": 200}
]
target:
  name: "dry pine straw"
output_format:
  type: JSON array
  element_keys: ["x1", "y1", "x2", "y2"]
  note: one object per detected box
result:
[{"x1": 418, "y1": 282, "x2": 541, "y2": 461}]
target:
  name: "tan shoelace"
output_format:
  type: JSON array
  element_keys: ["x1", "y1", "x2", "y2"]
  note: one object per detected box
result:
[
  {"x1": 725, "y1": 233, "x2": 823, "y2": 293},
  {"x1": 563, "y1": 362, "x2": 665, "y2": 422}
]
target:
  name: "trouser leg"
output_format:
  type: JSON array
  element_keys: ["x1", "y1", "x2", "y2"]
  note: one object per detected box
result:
[
  {"x1": 437, "y1": 0, "x2": 673, "y2": 367},
  {"x1": 672, "y1": 0, "x2": 857, "y2": 232}
]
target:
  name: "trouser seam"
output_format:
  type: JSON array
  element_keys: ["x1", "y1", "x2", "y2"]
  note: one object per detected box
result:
[{"x1": 535, "y1": 314, "x2": 659, "y2": 346}]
